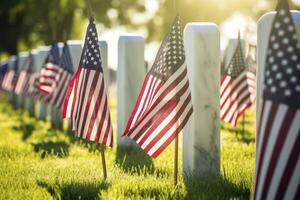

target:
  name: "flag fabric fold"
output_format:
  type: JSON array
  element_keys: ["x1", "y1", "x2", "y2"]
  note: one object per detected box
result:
[
  {"x1": 14, "y1": 53, "x2": 34, "y2": 96},
  {"x1": 37, "y1": 44, "x2": 61, "y2": 96},
  {"x1": 62, "y1": 18, "x2": 113, "y2": 147},
  {"x1": 253, "y1": 0, "x2": 300, "y2": 199},
  {"x1": 48, "y1": 44, "x2": 74, "y2": 110},
  {"x1": 122, "y1": 16, "x2": 193, "y2": 158}
]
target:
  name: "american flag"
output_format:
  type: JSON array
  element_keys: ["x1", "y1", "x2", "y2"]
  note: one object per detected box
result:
[
  {"x1": 27, "y1": 72, "x2": 41, "y2": 99},
  {"x1": 14, "y1": 53, "x2": 34, "y2": 96},
  {"x1": 48, "y1": 44, "x2": 73, "y2": 110},
  {"x1": 122, "y1": 16, "x2": 193, "y2": 158},
  {"x1": 1, "y1": 56, "x2": 19, "y2": 92},
  {"x1": 0, "y1": 62, "x2": 9, "y2": 90},
  {"x1": 62, "y1": 18, "x2": 113, "y2": 147},
  {"x1": 38, "y1": 44, "x2": 60, "y2": 95},
  {"x1": 220, "y1": 33, "x2": 255, "y2": 126},
  {"x1": 253, "y1": 0, "x2": 300, "y2": 199}
]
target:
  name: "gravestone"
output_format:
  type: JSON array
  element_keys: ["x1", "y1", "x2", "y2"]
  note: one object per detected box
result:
[
  {"x1": 34, "y1": 46, "x2": 50, "y2": 120},
  {"x1": 99, "y1": 40, "x2": 109, "y2": 89},
  {"x1": 117, "y1": 35, "x2": 146, "y2": 146},
  {"x1": 67, "y1": 40, "x2": 82, "y2": 70},
  {"x1": 17, "y1": 52, "x2": 29, "y2": 108},
  {"x1": 8, "y1": 56, "x2": 17, "y2": 106},
  {"x1": 183, "y1": 23, "x2": 220, "y2": 177},
  {"x1": 24, "y1": 50, "x2": 38, "y2": 116},
  {"x1": 255, "y1": 10, "x2": 300, "y2": 200}
]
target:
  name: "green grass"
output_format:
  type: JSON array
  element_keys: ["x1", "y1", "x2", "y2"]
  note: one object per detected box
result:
[{"x1": 0, "y1": 94, "x2": 255, "y2": 200}]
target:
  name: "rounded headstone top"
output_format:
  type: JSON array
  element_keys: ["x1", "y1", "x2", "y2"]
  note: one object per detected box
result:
[
  {"x1": 9, "y1": 55, "x2": 17, "y2": 62},
  {"x1": 31, "y1": 49, "x2": 39, "y2": 55},
  {"x1": 99, "y1": 40, "x2": 107, "y2": 47},
  {"x1": 57, "y1": 42, "x2": 64, "y2": 48},
  {"x1": 184, "y1": 22, "x2": 219, "y2": 33},
  {"x1": 37, "y1": 46, "x2": 50, "y2": 55},
  {"x1": 8, "y1": 55, "x2": 17, "y2": 68},
  {"x1": 119, "y1": 34, "x2": 144, "y2": 41},
  {"x1": 67, "y1": 40, "x2": 82, "y2": 47},
  {"x1": 258, "y1": 10, "x2": 300, "y2": 24},
  {"x1": 18, "y1": 51, "x2": 29, "y2": 58}
]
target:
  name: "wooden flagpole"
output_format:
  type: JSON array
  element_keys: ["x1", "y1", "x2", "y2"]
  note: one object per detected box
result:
[
  {"x1": 86, "y1": 0, "x2": 107, "y2": 180},
  {"x1": 174, "y1": 135, "x2": 179, "y2": 186},
  {"x1": 173, "y1": 0, "x2": 179, "y2": 187},
  {"x1": 242, "y1": 114, "x2": 246, "y2": 135},
  {"x1": 100, "y1": 144, "x2": 107, "y2": 180}
]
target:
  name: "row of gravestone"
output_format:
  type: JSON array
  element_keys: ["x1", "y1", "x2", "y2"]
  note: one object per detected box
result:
[{"x1": 4, "y1": 11, "x2": 300, "y2": 178}]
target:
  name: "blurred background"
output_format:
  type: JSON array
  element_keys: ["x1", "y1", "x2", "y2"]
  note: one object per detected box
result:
[{"x1": 1, "y1": 0, "x2": 300, "y2": 69}]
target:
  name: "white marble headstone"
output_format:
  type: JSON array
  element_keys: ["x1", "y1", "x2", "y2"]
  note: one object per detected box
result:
[
  {"x1": 99, "y1": 40, "x2": 109, "y2": 90},
  {"x1": 34, "y1": 46, "x2": 50, "y2": 120},
  {"x1": 7, "y1": 56, "x2": 17, "y2": 105},
  {"x1": 117, "y1": 35, "x2": 146, "y2": 146},
  {"x1": 67, "y1": 40, "x2": 82, "y2": 70},
  {"x1": 24, "y1": 50, "x2": 38, "y2": 116},
  {"x1": 16, "y1": 52, "x2": 29, "y2": 108},
  {"x1": 183, "y1": 23, "x2": 220, "y2": 177}
]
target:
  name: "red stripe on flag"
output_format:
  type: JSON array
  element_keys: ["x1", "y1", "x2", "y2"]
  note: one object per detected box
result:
[
  {"x1": 151, "y1": 106, "x2": 193, "y2": 158},
  {"x1": 62, "y1": 67, "x2": 82, "y2": 118},
  {"x1": 124, "y1": 74, "x2": 151, "y2": 135}
]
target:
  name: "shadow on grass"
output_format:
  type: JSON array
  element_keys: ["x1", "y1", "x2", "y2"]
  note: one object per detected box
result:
[
  {"x1": 115, "y1": 145, "x2": 155, "y2": 175},
  {"x1": 221, "y1": 124, "x2": 255, "y2": 144},
  {"x1": 12, "y1": 118, "x2": 36, "y2": 141},
  {"x1": 38, "y1": 181, "x2": 109, "y2": 200},
  {"x1": 33, "y1": 141, "x2": 69, "y2": 158},
  {"x1": 20, "y1": 122, "x2": 35, "y2": 140},
  {"x1": 184, "y1": 174, "x2": 250, "y2": 199},
  {"x1": 72, "y1": 138, "x2": 101, "y2": 153}
]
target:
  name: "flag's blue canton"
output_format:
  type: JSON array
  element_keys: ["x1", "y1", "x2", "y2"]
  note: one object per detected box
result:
[
  {"x1": 81, "y1": 18, "x2": 102, "y2": 72},
  {"x1": 60, "y1": 44, "x2": 74, "y2": 73},
  {"x1": 46, "y1": 44, "x2": 60, "y2": 65},
  {"x1": 225, "y1": 35, "x2": 246, "y2": 78},
  {"x1": 264, "y1": 1, "x2": 300, "y2": 109},
  {"x1": 150, "y1": 16, "x2": 185, "y2": 81},
  {"x1": 0, "y1": 62, "x2": 9, "y2": 77}
]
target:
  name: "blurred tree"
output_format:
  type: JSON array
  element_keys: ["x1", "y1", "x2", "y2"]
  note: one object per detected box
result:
[
  {"x1": 0, "y1": 0, "x2": 145, "y2": 55},
  {"x1": 1, "y1": 0, "x2": 300, "y2": 56},
  {"x1": 145, "y1": 0, "x2": 300, "y2": 41}
]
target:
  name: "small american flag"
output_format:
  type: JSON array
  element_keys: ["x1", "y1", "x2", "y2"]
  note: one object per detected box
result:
[
  {"x1": 220, "y1": 33, "x2": 255, "y2": 126},
  {"x1": 38, "y1": 44, "x2": 60, "y2": 95},
  {"x1": 0, "y1": 62, "x2": 9, "y2": 91},
  {"x1": 122, "y1": 16, "x2": 193, "y2": 158},
  {"x1": 1, "y1": 56, "x2": 19, "y2": 92},
  {"x1": 14, "y1": 53, "x2": 34, "y2": 96},
  {"x1": 253, "y1": 0, "x2": 300, "y2": 199},
  {"x1": 48, "y1": 44, "x2": 73, "y2": 110},
  {"x1": 63, "y1": 18, "x2": 113, "y2": 147}
]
